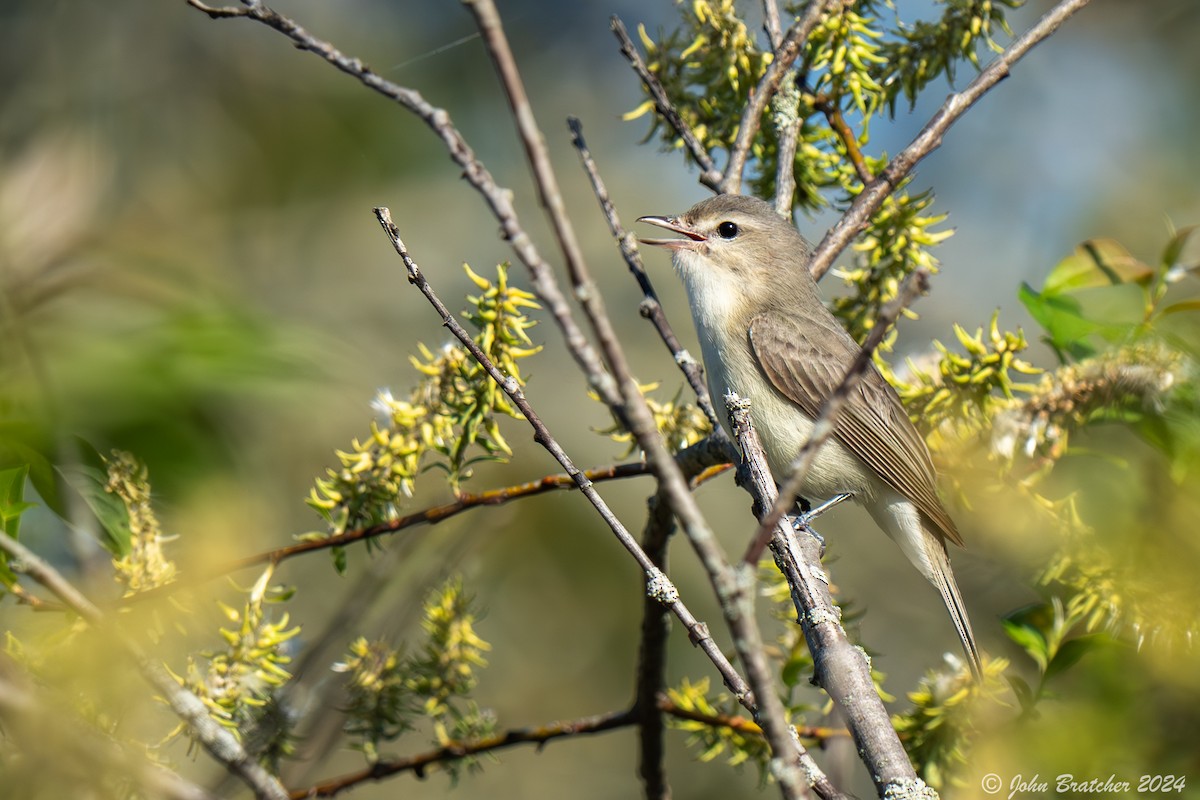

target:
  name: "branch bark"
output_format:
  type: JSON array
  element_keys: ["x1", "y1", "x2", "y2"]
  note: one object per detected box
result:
[
  {"x1": 610, "y1": 16, "x2": 723, "y2": 190},
  {"x1": 727, "y1": 397, "x2": 929, "y2": 800},
  {"x1": 721, "y1": 0, "x2": 837, "y2": 194},
  {"x1": 567, "y1": 116, "x2": 721, "y2": 431}
]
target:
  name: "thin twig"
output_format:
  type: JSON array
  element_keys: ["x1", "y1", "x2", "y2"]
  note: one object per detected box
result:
[
  {"x1": 807, "y1": 0, "x2": 1094, "y2": 280},
  {"x1": 567, "y1": 115, "x2": 721, "y2": 430},
  {"x1": 290, "y1": 708, "x2": 637, "y2": 798},
  {"x1": 743, "y1": 268, "x2": 931, "y2": 567},
  {"x1": 610, "y1": 15, "x2": 722, "y2": 190},
  {"x1": 814, "y1": 93, "x2": 873, "y2": 185},
  {"x1": 657, "y1": 694, "x2": 849, "y2": 743},
  {"x1": 728, "y1": 397, "x2": 910, "y2": 800},
  {"x1": 722, "y1": 0, "x2": 836, "y2": 195},
  {"x1": 214, "y1": 462, "x2": 653, "y2": 573},
  {"x1": 374, "y1": 209, "x2": 753, "y2": 714},
  {"x1": 762, "y1": 0, "x2": 784, "y2": 49},
  {"x1": 0, "y1": 534, "x2": 289, "y2": 800}
]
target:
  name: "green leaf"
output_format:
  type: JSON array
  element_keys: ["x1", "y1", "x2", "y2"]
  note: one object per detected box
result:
[
  {"x1": 0, "y1": 421, "x2": 64, "y2": 517},
  {"x1": 56, "y1": 439, "x2": 131, "y2": 558},
  {"x1": 1018, "y1": 282, "x2": 1098, "y2": 359},
  {"x1": 781, "y1": 652, "x2": 809, "y2": 688},
  {"x1": 1070, "y1": 283, "x2": 1148, "y2": 341},
  {"x1": 1002, "y1": 618, "x2": 1049, "y2": 673},
  {"x1": 1044, "y1": 633, "x2": 1106, "y2": 682},
  {"x1": 1019, "y1": 281, "x2": 1146, "y2": 358},
  {"x1": 0, "y1": 466, "x2": 34, "y2": 537},
  {"x1": 1161, "y1": 225, "x2": 1197, "y2": 269},
  {"x1": 0, "y1": 465, "x2": 33, "y2": 590},
  {"x1": 1043, "y1": 239, "x2": 1153, "y2": 296},
  {"x1": 1006, "y1": 674, "x2": 1037, "y2": 713},
  {"x1": 1160, "y1": 299, "x2": 1200, "y2": 317}
]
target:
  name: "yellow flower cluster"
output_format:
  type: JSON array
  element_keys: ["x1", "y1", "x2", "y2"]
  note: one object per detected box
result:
[{"x1": 308, "y1": 264, "x2": 541, "y2": 535}]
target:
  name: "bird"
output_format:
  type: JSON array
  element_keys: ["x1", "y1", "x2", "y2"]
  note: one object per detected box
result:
[{"x1": 638, "y1": 193, "x2": 982, "y2": 678}]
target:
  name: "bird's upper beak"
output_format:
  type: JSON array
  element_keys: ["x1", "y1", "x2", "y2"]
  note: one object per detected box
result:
[{"x1": 636, "y1": 215, "x2": 706, "y2": 250}]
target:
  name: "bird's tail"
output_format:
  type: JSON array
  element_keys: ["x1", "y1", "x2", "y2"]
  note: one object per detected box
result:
[
  {"x1": 865, "y1": 495, "x2": 983, "y2": 679},
  {"x1": 925, "y1": 537, "x2": 983, "y2": 680}
]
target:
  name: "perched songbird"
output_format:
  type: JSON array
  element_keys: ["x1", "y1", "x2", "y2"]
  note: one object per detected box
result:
[{"x1": 639, "y1": 194, "x2": 981, "y2": 677}]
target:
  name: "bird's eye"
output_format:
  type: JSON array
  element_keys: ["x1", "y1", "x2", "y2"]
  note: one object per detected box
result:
[{"x1": 716, "y1": 221, "x2": 739, "y2": 239}]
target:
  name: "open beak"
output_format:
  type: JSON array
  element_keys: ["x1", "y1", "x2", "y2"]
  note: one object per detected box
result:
[{"x1": 636, "y1": 215, "x2": 706, "y2": 250}]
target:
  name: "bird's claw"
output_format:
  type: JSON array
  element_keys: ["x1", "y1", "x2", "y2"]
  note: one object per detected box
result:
[{"x1": 791, "y1": 493, "x2": 853, "y2": 556}]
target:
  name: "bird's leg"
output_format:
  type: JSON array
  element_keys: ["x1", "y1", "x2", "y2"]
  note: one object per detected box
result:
[
  {"x1": 790, "y1": 492, "x2": 853, "y2": 555},
  {"x1": 801, "y1": 492, "x2": 853, "y2": 524}
]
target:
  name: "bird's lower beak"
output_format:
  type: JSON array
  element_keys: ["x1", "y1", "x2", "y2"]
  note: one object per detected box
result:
[{"x1": 636, "y1": 215, "x2": 706, "y2": 250}]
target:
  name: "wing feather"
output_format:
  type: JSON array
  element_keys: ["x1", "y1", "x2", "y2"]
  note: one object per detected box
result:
[{"x1": 748, "y1": 311, "x2": 962, "y2": 547}]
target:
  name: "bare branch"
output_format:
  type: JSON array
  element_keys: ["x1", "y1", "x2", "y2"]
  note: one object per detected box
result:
[
  {"x1": 0, "y1": 534, "x2": 290, "y2": 800},
  {"x1": 727, "y1": 397, "x2": 920, "y2": 800},
  {"x1": 807, "y1": 0, "x2": 1094, "y2": 280},
  {"x1": 743, "y1": 268, "x2": 932, "y2": 566},
  {"x1": 657, "y1": 694, "x2": 849, "y2": 744},
  {"x1": 290, "y1": 708, "x2": 636, "y2": 799},
  {"x1": 722, "y1": 0, "x2": 836, "y2": 195},
  {"x1": 611, "y1": 15, "x2": 723, "y2": 190},
  {"x1": 762, "y1": 0, "x2": 784, "y2": 49},
  {"x1": 567, "y1": 115, "x2": 721, "y2": 430},
  {"x1": 213, "y1": 462, "x2": 654, "y2": 573}
]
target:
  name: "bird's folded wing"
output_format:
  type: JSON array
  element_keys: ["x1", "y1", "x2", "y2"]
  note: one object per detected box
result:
[{"x1": 748, "y1": 312, "x2": 962, "y2": 547}]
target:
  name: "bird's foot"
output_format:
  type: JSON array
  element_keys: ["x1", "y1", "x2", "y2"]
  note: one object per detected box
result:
[{"x1": 791, "y1": 493, "x2": 853, "y2": 555}]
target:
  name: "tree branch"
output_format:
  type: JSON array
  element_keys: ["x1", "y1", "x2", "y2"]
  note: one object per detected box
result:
[
  {"x1": 814, "y1": 93, "x2": 874, "y2": 186},
  {"x1": 0, "y1": 534, "x2": 290, "y2": 800},
  {"x1": 611, "y1": 15, "x2": 723, "y2": 190},
  {"x1": 727, "y1": 397, "x2": 926, "y2": 800},
  {"x1": 214, "y1": 462, "x2": 655, "y2": 573},
  {"x1": 807, "y1": 0, "x2": 1094, "y2": 281},
  {"x1": 567, "y1": 115, "x2": 721, "y2": 430},
  {"x1": 634, "y1": 487, "x2": 676, "y2": 800},
  {"x1": 772, "y1": 73, "x2": 803, "y2": 215},
  {"x1": 722, "y1": 0, "x2": 836, "y2": 195},
  {"x1": 762, "y1": 0, "x2": 784, "y2": 50},
  {"x1": 656, "y1": 694, "x2": 849, "y2": 744},
  {"x1": 290, "y1": 708, "x2": 637, "y2": 799}
]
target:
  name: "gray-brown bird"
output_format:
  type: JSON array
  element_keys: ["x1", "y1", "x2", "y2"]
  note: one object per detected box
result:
[{"x1": 639, "y1": 194, "x2": 981, "y2": 677}]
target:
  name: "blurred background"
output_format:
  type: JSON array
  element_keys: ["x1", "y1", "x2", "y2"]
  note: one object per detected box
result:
[{"x1": 2, "y1": 0, "x2": 1198, "y2": 797}]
